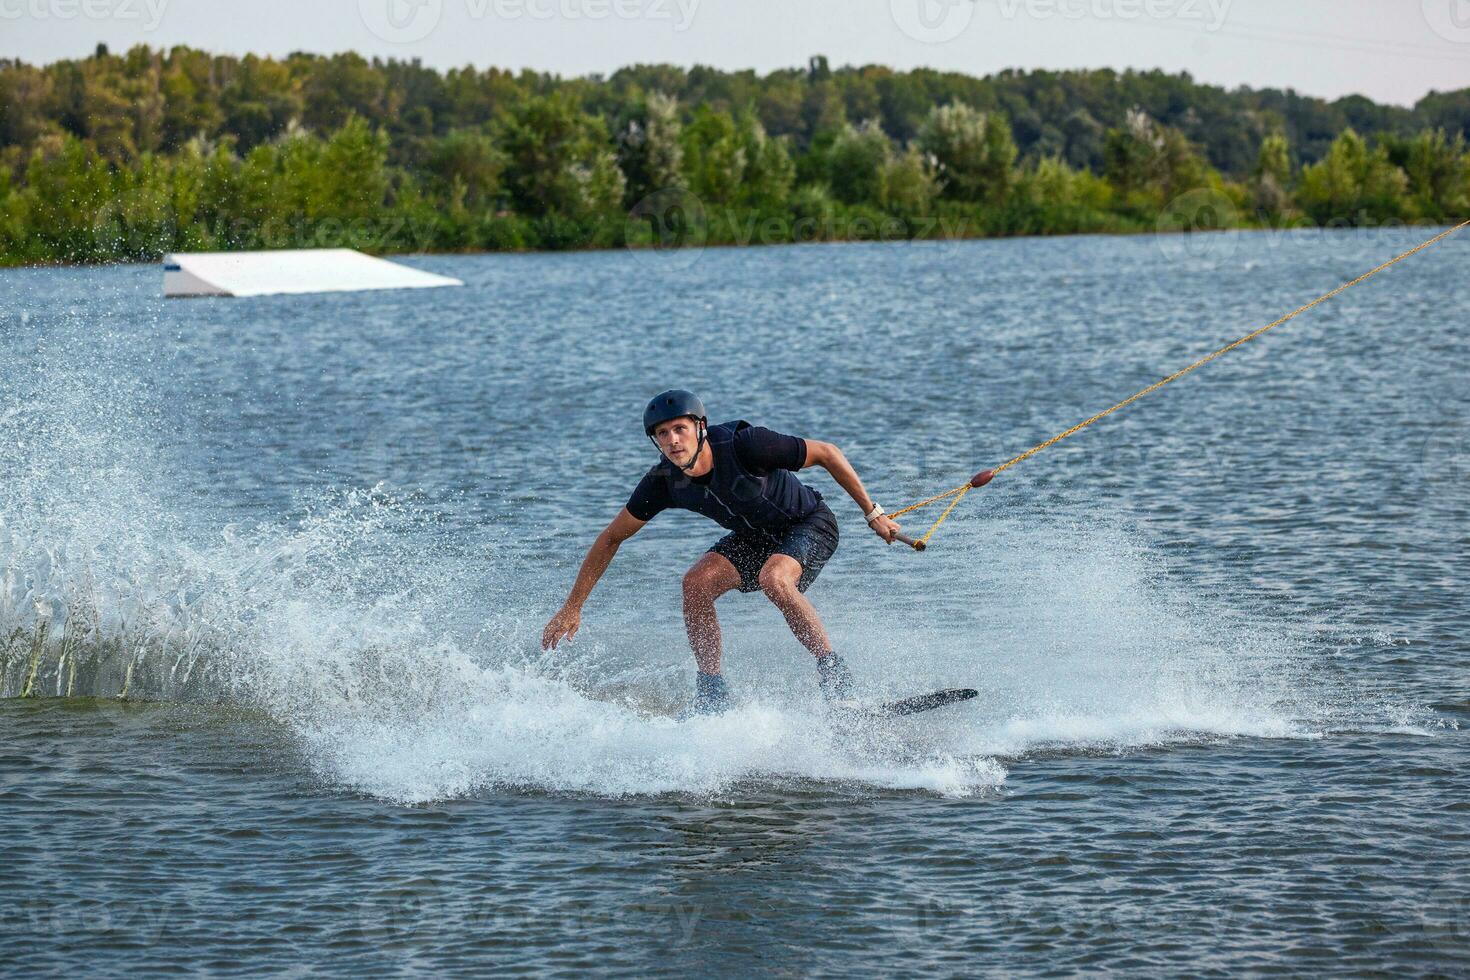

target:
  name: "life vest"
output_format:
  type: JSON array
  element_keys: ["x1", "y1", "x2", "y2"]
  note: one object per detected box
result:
[{"x1": 651, "y1": 420, "x2": 822, "y2": 540}]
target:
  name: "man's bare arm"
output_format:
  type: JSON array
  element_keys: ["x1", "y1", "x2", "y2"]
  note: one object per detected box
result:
[
  {"x1": 802, "y1": 440, "x2": 901, "y2": 543},
  {"x1": 542, "y1": 507, "x2": 647, "y2": 649}
]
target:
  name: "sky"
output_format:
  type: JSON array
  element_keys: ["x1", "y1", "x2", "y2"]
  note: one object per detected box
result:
[{"x1": 2, "y1": 0, "x2": 1469, "y2": 106}]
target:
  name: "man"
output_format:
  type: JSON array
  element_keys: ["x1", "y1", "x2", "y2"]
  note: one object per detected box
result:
[{"x1": 541, "y1": 389, "x2": 903, "y2": 715}]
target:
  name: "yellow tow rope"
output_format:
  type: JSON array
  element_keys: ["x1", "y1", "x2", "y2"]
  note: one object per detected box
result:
[{"x1": 889, "y1": 219, "x2": 1470, "y2": 549}]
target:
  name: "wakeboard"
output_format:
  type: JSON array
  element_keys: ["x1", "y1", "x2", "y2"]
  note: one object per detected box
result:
[{"x1": 858, "y1": 688, "x2": 978, "y2": 718}]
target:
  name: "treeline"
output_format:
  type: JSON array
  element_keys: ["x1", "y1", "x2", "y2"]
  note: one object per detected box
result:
[{"x1": 2, "y1": 45, "x2": 1469, "y2": 264}]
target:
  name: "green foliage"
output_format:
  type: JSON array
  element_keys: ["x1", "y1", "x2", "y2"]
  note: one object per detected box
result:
[
  {"x1": 738, "y1": 115, "x2": 795, "y2": 210},
  {"x1": 1297, "y1": 129, "x2": 1408, "y2": 225},
  {"x1": 680, "y1": 107, "x2": 792, "y2": 210},
  {"x1": 499, "y1": 93, "x2": 624, "y2": 228},
  {"x1": 918, "y1": 103, "x2": 1017, "y2": 203},
  {"x1": 616, "y1": 91, "x2": 683, "y2": 205},
  {"x1": 0, "y1": 46, "x2": 1465, "y2": 264},
  {"x1": 1252, "y1": 134, "x2": 1294, "y2": 217},
  {"x1": 424, "y1": 128, "x2": 505, "y2": 209},
  {"x1": 1400, "y1": 129, "x2": 1469, "y2": 221},
  {"x1": 220, "y1": 55, "x2": 301, "y2": 151},
  {"x1": 681, "y1": 106, "x2": 744, "y2": 207},
  {"x1": 1104, "y1": 109, "x2": 1211, "y2": 209},
  {"x1": 18, "y1": 135, "x2": 115, "y2": 261},
  {"x1": 880, "y1": 144, "x2": 938, "y2": 216},
  {"x1": 827, "y1": 120, "x2": 891, "y2": 206}
]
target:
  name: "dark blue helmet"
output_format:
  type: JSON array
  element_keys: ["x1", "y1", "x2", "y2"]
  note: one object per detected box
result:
[{"x1": 643, "y1": 389, "x2": 707, "y2": 435}]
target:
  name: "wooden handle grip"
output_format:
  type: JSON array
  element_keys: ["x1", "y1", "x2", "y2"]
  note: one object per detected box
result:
[{"x1": 895, "y1": 532, "x2": 927, "y2": 552}]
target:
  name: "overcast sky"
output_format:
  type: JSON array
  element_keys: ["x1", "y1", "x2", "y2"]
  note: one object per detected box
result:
[{"x1": 3, "y1": 0, "x2": 1468, "y2": 106}]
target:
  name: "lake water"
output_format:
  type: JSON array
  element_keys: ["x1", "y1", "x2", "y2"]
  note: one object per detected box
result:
[{"x1": 2, "y1": 227, "x2": 1467, "y2": 975}]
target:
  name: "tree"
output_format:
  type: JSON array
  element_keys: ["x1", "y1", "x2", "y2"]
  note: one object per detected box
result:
[
  {"x1": 616, "y1": 91, "x2": 683, "y2": 205},
  {"x1": 498, "y1": 93, "x2": 624, "y2": 220},
  {"x1": 827, "y1": 120, "x2": 891, "y2": 206},
  {"x1": 1296, "y1": 129, "x2": 1407, "y2": 224},
  {"x1": 315, "y1": 115, "x2": 391, "y2": 222},
  {"x1": 160, "y1": 47, "x2": 224, "y2": 149},
  {"x1": 918, "y1": 103, "x2": 1017, "y2": 203},
  {"x1": 880, "y1": 144, "x2": 938, "y2": 216},
  {"x1": 1402, "y1": 129, "x2": 1468, "y2": 220},
  {"x1": 681, "y1": 106, "x2": 745, "y2": 207},
  {"x1": 0, "y1": 64, "x2": 56, "y2": 149},
  {"x1": 424, "y1": 129, "x2": 506, "y2": 209},
  {"x1": 298, "y1": 53, "x2": 386, "y2": 133},
  {"x1": 1104, "y1": 109, "x2": 1209, "y2": 204},
  {"x1": 1060, "y1": 108, "x2": 1105, "y2": 172},
  {"x1": 17, "y1": 135, "x2": 115, "y2": 261},
  {"x1": 220, "y1": 55, "x2": 301, "y2": 150},
  {"x1": 1252, "y1": 133, "x2": 1293, "y2": 217},
  {"x1": 735, "y1": 111, "x2": 794, "y2": 209}
]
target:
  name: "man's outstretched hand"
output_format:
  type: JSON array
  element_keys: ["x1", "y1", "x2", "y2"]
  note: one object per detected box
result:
[
  {"x1": 541, "y1": 603, "x2": 582, "y2": 650},
  {"x1": 870, "y1": 514, "x2": 902, "y2": 544}
]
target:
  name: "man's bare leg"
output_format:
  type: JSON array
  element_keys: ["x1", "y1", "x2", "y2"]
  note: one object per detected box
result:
[
  {"x1": 682, "y1": 552, "x2": 742, "y2": 674},
  {"x1": 756, "y1": 554, "x2": 832, "y2": 657}
]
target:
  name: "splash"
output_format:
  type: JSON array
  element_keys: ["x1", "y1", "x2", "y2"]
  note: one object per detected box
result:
[{"x1": 0, "y1": 296, "x2": 1411, "y2": 804}]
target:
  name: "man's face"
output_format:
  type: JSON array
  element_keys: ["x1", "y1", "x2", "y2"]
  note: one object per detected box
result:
[{"x1": 653, "y1": 417, "x2": 702, "y2": 466}]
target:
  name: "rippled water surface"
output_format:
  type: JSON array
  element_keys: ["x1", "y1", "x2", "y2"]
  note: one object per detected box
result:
[{"x1": 2, "y1": 228, "x2": 1467, "y2": 975}]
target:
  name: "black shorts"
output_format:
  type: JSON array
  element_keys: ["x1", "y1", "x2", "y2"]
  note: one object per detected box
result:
[{"x1": 708, "y1": 502, "x2": 840, "y2": 594}]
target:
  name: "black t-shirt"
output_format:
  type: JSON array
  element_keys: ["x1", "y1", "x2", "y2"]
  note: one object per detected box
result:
[{"x1": 626, "y1": 425, "x2": 807, "y2": 522}]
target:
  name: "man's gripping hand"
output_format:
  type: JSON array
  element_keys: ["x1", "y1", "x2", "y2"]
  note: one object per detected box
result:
[{"x1": 870, "y1": 513, "x2": 902, "y2": 544}]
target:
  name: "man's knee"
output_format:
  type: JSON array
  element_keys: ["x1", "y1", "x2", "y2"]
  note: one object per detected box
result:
[
  {"x1": 758, "y1": 561, "x2": 801, "y2": 600},
  {"x1": 684, "y1": 560, "x2": 734, "y2": 603}
]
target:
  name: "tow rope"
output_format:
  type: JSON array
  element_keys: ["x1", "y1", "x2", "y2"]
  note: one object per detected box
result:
[{"x1": 888, "y1": 219, "x2": 1470, "y2": 551}]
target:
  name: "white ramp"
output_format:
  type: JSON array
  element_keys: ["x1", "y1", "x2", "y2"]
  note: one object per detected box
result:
[{"x1": 163, "y1": 248, "x2": 463, "y2": 298}]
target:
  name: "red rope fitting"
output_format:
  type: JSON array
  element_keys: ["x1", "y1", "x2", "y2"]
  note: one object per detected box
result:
[{"x1": 970, "y1": 469, "x2": 995, "y2": 488}]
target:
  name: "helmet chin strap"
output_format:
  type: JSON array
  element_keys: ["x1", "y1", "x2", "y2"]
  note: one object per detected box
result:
[{"x1": 651, "y1": 420, "x2": 707, "y2": 472}]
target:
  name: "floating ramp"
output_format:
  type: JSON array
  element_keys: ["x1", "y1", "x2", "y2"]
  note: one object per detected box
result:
[{"x1": 163, "y1": 248, "x2": 463, "y2": 298}]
